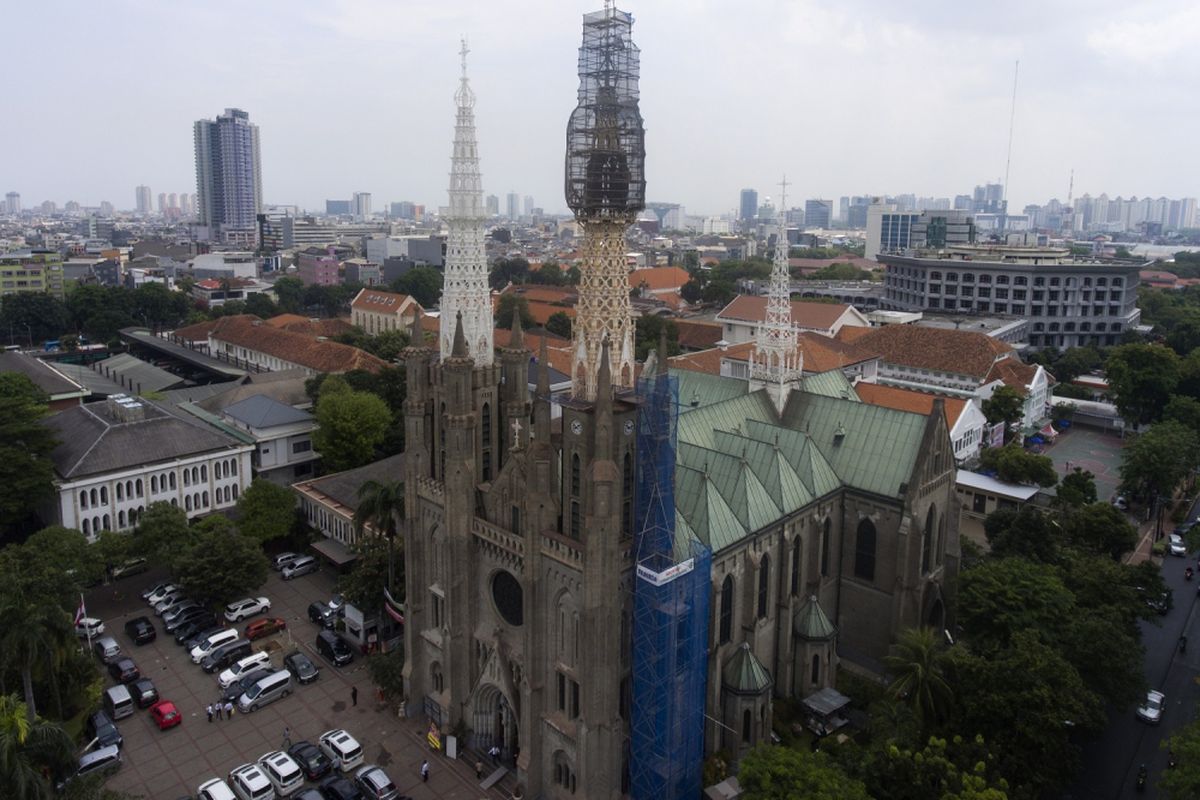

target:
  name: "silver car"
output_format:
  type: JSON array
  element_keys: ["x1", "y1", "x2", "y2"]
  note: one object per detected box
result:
[{"x1": 1137, "y1": 690, "x2": 1164, "y2": 724}]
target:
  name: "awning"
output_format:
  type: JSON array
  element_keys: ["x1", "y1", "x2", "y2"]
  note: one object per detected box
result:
[
  {"x1": 1040, "y1": 424, "x2": 1058, "y2": 438},
  {"x1": 802, "y1": 687, "x2": 851, "y2": 717},
  {"x1": 310, "y1": 537, "x2": 358, "y2": 566}
]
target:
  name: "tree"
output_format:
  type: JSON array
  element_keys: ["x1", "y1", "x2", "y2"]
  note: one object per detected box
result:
[
  {"x1": 802, "y1": 263, "x2": 875, "y2": 282},
  {"x1": 170, "y1": 516, "x2": 268, "y2": 608},
  {"x1": 634, "y1": 315, "x2": 680, "y2": 361},
  {"x1": 1105, "y1": 343, "x2": 1181, "y2": 425},
  {"x1": 981, "y1": 386, "x2": 1024, "y2": 432},
  {"x1": 236, "y1": 479, "x2": 299, "y2": 544},
  {"x1": 366, "y1": 649, "x2": 406, "y2": 705},
  {"x1": 1055, "y1": 467, "x2": 1097, "y2": 508},
  {"x1": 0, "y1": 374, "x2": 58, "y2": 535},
  {"x1": 1119, "y1": 420, "x2": 1199, "y2": 504},
  {"x1": 489, "y1": 257, "x2": 529, "y2": 290},
  {"x1": 545, "y1": 311, "x2": 572, "y2": 339},
  {"x1": 362, "y1": 329, "x2": 410, "y2": 363},
  {"x1": 131, "y1": 282, "x2": 185, "y2": 329},
  {"x1": 272, "y1": 277, "x2": 305, "y2": 314},
  {"x1": 391, "y1": 266, "x2": 444, "y2": 309},
  {"x1": 680, "y1": 278, "x2": 703, "y2": 305},
  {"x1": 0, "y1": 293, "x2": 70, "y2": 345},
  {"x1": 884, "y1": 627, "x2": 954, "y2": 734},
  {"x1": 131, "y1": 501, "x2": 192, "y2": 565},
  {"x1": 530, "y1": 262, "x2": 566, "y2": 285},
  {"x1": 1063, "y1": 502, "x2": 1137, "y2": 560},
  {"x1": 312, "y1": 376, "x2": 393, "y2": 471},
  {"x1": 978, "y1": 443, "x2": 1057, "y2": 487},
  {"x1": 0, "y1": 694, "x2": 74, "y2": 800},
  {"x1": 848, "y1": 735, "x2": 1011, "y2": 800},
  {"x1": 1164, "y1": 394, "x2": 1200, "y2": 438},
  {"x1": 957, "y1": 558, "x2": 1075, "y2": 652},
  {"x1": 336, "y1": 533, "x2": 394, "y2": 612},
  {"x1": 495, "y1": 294, "x2": 534, "y2": 331},
  {"x1": 83, "y1": 309, "x2": 135, "y2": 344},
  {"x1": 739, "y1": 746, "x2": 871, "y2": 800},
  {"x1": 353, "y1": 480, "x2": 404, "y2": 595},
  {"x1": 0, "y1": 597, "x2": 73, "y2": 724},
  {"x1": 243, "y1": 292, "x2": 278, "y2": 319},
  {"x1": 1161, "y1": 719, "x2": 1200, "y2": 800},
  {"x1": 1050, "y1": 346, "x2": 1102, "y2": 383}
]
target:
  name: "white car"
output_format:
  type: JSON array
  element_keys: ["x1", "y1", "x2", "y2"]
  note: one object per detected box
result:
[
  {"x1": 318, "y1": 729, "x2": 364, "y2": 773},
  {"x1": 197, "y1": 778, "x2": 237, "y2": 800},
  {"x1": 74, "y1": 617, "x2": 105, "y2": 638},
  {"x1": 225, "y1": 597, "x2": 271, "y2": 623},
  {"x1": 218, "y1": 651, "x2": 273, "y2": 689},
  {"x1": 271, "y1": 552, "x2": 300, "y2": 572},
  {"x1": 228, "y1": 763, "x2": 274, "y2": 800},
  {"x1": 155, "y1": 592, "x2": 188, "y2": 615},
  {"x1": 1137, "y1": 689, "x2": 1165, "y2": 724},
  {"x1": 147, "y1": 585, "x2": 180, "y2": 606},
  {"x1": 142, "y1": 582, "x2": 174, "y2": 602},
  {"x1": 258, "y1": 750, "x2": 304, "y2": 797},
  {"x1": 1169, "y1": 535, "x2": 1188, "y2": 557}
]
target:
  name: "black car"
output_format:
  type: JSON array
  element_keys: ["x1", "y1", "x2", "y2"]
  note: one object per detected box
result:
[
  {"x1": 130, "y1": 678, "x2": 159, "y2": 708},
  {"x1": 294, "y1": 790, "x2": 324, "y2": 800},
  {"x1": 318, "y1": 774, "x2": 364, "y2": 800},
  {"x1": 85, "y1": 710, "x2": 122, "y2": 749},
  {"x1": 308, "y1": 602, "x2": 335, "y2": 628},
  {"x1": 221, "y1": 666, "x2": 273, "y2": 704},
  {"x1": 107, "y1": 657, "x2": 140, "y2": 683},
  {"x1": 288, "y1": 741, "x2": 333, "y2": 781},
  {"x1": 200, "y1": 640, "x2": 250, "y2": 674},
  {"x1": 182, "y1": 625, "x2": 224, "y2": 650},
  {"x1": 123, "y1": 616, "x2": 156, "y2": 645},
  {"x1": 284, "y1": 650, "x2": 320, "y2": 685},
  {"x1": 175, "y1": 616, "x2": 219, "y2": 646},
  {"x1": 164, "y1": 605, "x2": 208, "y2": 633}
]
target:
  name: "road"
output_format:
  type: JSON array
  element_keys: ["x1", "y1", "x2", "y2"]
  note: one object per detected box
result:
[{"x1": 1070, "y1": 499, "x2": 1200, "y2": 799}]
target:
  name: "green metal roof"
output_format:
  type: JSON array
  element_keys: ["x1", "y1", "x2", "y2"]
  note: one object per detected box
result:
[
  {"x1": 722, "y1": 642, "x2": 773, "y2": 695},
  {"x1": 675, "y1": 390, "x2": 776, "y2": 449},
  {"x1": 671, "y1": 369, "x2": 751, "y2": 413},
  {"x1": 782, "y1": 393, "x2": 927, "y2": 499},
  {"x1": 794, "y1": 595, "x2": 837, "y2": 641},
  {"x1": 802, "y1": 369, "x2": 861, "y2": 402}
]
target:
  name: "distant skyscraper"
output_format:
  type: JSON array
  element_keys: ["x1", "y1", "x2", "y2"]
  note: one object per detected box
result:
[
  {"x1": 194, "y1": 108, "x2": 263, "y2": 232},
  {"x1": 158, "y1": 193, "x2": 168, "y2": 213},
  {"x1": 135, "y1": 185, "x2": 152, "y2": 214},
  {"x1": 805, "y1": 199, "x2": 832, "y2": 229},
  {"x1": 485, "y1": 194, "x2": 499, "y2": 216},
  {"x1": 5, "y1": 192, "x2": 20, "y2": 215},
  {"x1": 523, "y1": 195, "x2": 535, "y2": 217},
  {"x1": 325, "y1": 200, "x2": 351, "y2": 215},
  {"x1": 739, "y1": 188, "x2": 758, "y2": 221},
  {"x1": 180, "y1": 193, "x2": 192, "y2": 217},
  {"x1": 168, "y1": 192, "x2": 178, "y2": 210},
  {"x1": 99, "y1": 201, "x2": 114, "y2": 217},
  {"x1": 352, "y1": 192, "x2": 372, "y2": 220},
  {"x1": 506, "y1": 191, "x2": 519, "y2": 221}
]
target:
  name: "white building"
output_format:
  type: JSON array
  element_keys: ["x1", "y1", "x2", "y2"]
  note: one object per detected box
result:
[
  {"x1": 214, "y1": 394, "x2": 319, "y2": 484},
  {"x1": 716, "y1": 295, "x2": 870, "y2": 343},
  {"x1": 350, "y1": 289, "x2": 423, "y2": 335},
  {"x1": 41, "y1": 395, "x2": 253, "y2": 540}
]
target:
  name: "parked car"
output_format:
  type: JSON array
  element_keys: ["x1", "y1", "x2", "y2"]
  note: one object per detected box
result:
[
  {"x1": 318, "y1": 730, "x2": 364, "y2": 773},
  {"x1": 284, "y1": 650, "x2": 320, "y2": 685},
  {"x1": 258, "y1": 750, "x2": 305, "y2": 797},
  {"x1": 202, "y1": 640, "x2": 252, "y2": 674},
  {"x1": 124, "y1": 616, "x2": 157, "y2": 645},
  {"x1": 354, "y1": 764, "x2": 400, "y2": 800},
  {"x1": 272, "y1": 552, "x2": 301, "y2": 571},
  {"x1": 308, "y1": 602, "x2": 335, "y2": 628},
  {"x1": 293, "y1": 791, "x2": 324, "y2": 800},
  {"x1": 60, "y1": 744, "x2": 121, "y2": 790},
  {"x1": 282, "y1": 556, "x2": 317, "y2": 580},
  {"x1": 145, "y1": 584, "x2": 178, "y2": 605},
  {"x1": 246, "y1": 617, "x2": 287, "y2": 641},
  {"x1": 110, "y1": 557, "x2": 148, "y2": 580},
  {"x1": 156, "y1": 593, "x2": 189, "y2": 615},
  {"x1": 316, "y1": 630, "x2": 354, "y2": 667},
  {"x1": 85, "y1": 710, "x2": 123, "y2": 750},
  {"x1": 197, "y1": 778, "x2": 237, "y2": 800},
  {"x1": 75, "y1": 617, "x2": 105, "y2": 638},
  {"x1": 191, "y1": 629, "x2": 239, "y2": 663},
  {"x1": 1113, "y1": 494, "x2": 1130, "y2": 511},
  {"x1": 180, "y1": 622, "x2": 223, "y2": 648},
  {"x1": 218, "y1": 651, "x2": 272, "y2": 689},
  {"x1": 166, "y1": 607, "x2": 212, "y2": 635},
  {"x1": 107, "y1": 657, "x2": 140, "y2": 684},
  {"x1": 224, "y1": 596, "x2": 272, "y2": 623},
  {"x1": 318, "y1": 774, "x2": 365, "y2": 800},
  {"x1": 1169, "y1": 534, "x2": 1188, "y2": 557},
  {"x1": 229, "y1": 763, "x2": 273, "y2": 800},
  {"x1": 1138, "y1": 690, "x2": 1165, "y2": 724},
  {"x1": 287, "y1": 741, "x2": 332, "y2": 781},
  {"x1": 92, "y1": 635, "x2": 122, "y2": 663},
  {"x1": 149, "y1": 700, "x2": 182, "y2": 730},
  {"x1": 222, "y1": 667, "x2": 273, "y2": 705},
  {"x1": 163, "y1": 603, "x2": 206, "y2": 631},
  {"x1": 130, "y1": 678, "x2": 159, "y2": 708}
]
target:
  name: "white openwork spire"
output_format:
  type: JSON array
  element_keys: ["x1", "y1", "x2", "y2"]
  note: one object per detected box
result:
[
  {"x1": 439, "y1": 37, "x2": 494, "y2": 366},
  {"x1": 751, "y1": 174, "x2": 802, "y2": 414}
]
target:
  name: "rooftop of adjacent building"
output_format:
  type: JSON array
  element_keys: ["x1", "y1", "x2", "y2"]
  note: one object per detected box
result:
[{"x1": 884, "y1": 244, "x2": 1149, "y2": 269}]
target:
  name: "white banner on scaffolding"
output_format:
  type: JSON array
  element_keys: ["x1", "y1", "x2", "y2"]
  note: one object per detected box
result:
[{"x1": 637, "y1": 558, "x2": 695, "y2": 587}]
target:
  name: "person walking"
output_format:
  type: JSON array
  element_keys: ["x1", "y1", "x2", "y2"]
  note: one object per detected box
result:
[
  {"x1": 282, "y1": 726, "x2": 291, "y2": 748},
  {"x1": 351, "y1": 686, "x2": 358, "y2": 706},
  {"x1": 206, "y1": 704, "x2": 213, "y2": 723},
  {"x1": 215, "y1": 701, "x2": 223, "y2": 721},
  {"x1": 224, "y1": 700, "x2": 234, "y2": 718},
  {"x1": 420, "y1": 760, "x2": 429, "y2": 783},
  {"x1": 475, "y1": 759, "x2": 483, "y2": 780}
]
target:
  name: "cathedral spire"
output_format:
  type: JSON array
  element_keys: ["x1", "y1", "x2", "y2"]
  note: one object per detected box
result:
[
  {"x1": 751, "y1": 173, "x2": 802, "y2": 414},
  {"x1": 439, "y1": 36, "x2": 494, "y2": 366}
]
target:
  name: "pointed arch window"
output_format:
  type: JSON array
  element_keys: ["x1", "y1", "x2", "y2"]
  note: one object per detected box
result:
[
  {"x1": 820, "y1": 518, "x2": 831, "y2": 577},
  {"x1": 622, "y1": 452, "x2": 633, "y2": 538},
  {"x1": 922, "y1": 505, "x2": 936, "y2": 574},
  {"x1": 854, "y1": 518, "x2": 877, "y2": 581},
  {"x1": 719, "y1": 575, "x2": 734, "y2": 644},
  {"x1": 790, "y1": 537, "x2": 802, "y2": 596},
  {"x1": 757, "y1": 554, "x2": 770, "y2": 619}
]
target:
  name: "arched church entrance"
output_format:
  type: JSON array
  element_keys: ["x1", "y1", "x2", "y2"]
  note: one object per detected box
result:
[
  {"x1": 472, "y1": 684, "x2": 520, "y2": 763},
  {"x1": 922, "y1": 583, "x2": 946, "y2": 632}
]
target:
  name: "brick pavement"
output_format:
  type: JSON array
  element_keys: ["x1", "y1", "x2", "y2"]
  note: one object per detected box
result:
[{"x1": 91, "y1": 566, "x2": 511, "y2": 799}]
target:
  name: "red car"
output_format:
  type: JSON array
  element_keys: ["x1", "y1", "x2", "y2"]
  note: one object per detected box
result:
[
  {"x1": 245, "y1": 617, "x2": 287, "y2": 641},
  {"x1": 149, "y1": 700, "x2": 182, "y2": 731}
]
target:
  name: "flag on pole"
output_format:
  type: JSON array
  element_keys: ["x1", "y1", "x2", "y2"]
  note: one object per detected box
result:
[{"x1": 74, "y1": 595, "x2": 86, "y2": 627}]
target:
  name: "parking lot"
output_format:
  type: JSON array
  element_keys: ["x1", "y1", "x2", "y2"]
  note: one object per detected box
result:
[{"x1": 85, "y1": 565, "x2": 507, "y2": 799}]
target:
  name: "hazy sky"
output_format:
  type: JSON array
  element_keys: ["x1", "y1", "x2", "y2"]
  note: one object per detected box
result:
[{"x1": 4, "y1": 0, "x2": 1197, "y2": 216}]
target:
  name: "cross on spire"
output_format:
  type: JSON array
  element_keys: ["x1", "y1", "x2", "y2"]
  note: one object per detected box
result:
[
  {"x1": 777, "y1": 174, "x2": 789, "y2": 214},
  {"x1": 459, "y1": 37, "x2": 469, "y2": 78}
]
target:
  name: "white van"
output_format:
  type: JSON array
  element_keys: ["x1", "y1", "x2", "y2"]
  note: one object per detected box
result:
[
  {"x1": 191, "y1": 629, "x2": 239, "y2": 663},
  {"x1": 92, "y1": 635, "x2": 121, "y2": 663},
  {"x1": 103, "y1": 684, "x2": 135, "y2": 721},
  {"x1": 238, "y1": 669, "x2": 293, "y2": 713},
  {"x1": 218, "y1": 651, "x2": 272, "y2": 689},
  {"x1": 258, "y1": 750, "x2": 304, "y2": 797}
]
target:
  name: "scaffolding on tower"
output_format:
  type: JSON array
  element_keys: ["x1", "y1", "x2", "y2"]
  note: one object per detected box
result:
[{"x1": 630, "y1": 364, "x2": 711, "y2": 800}]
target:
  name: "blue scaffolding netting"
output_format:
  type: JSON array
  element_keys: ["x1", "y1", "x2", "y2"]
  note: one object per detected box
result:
[{"x1": 630, "y1": 368, "x2": 711, "y2": 800}]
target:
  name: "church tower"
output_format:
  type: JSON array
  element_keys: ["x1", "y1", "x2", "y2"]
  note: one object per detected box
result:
[
  {"x1": 564, "y1": 4, "x2": 646, "y2": 399},
  {"x1": 750, "y1": 175, "x2": 802, "y2": 413},
  {"x1": 440, "y1": 38, "x2": 494, "y2": 365}
]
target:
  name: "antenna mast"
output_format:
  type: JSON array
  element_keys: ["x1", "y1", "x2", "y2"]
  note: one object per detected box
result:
[{"x1": 1002, "y1": 60, "x2": 1019, "y2": 214}]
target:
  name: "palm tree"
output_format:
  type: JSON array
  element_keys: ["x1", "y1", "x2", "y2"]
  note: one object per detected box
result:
[
  {"x1": 0, "y1": 693, "x2": 74, "y2": 800},
  {"x1": 884, "y1": 626, "x2": 954, "y2": 734},
  {"x1": 0, "y1": 599, "x2": 72, "y2": 724},
  {"x1": 353, "y1": 480, "x2": 404, "y2": 595}
]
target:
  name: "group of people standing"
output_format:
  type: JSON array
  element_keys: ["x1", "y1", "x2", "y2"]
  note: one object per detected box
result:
[{"x1": 205, "y1": 701, "x2": 235, "y2": 721}]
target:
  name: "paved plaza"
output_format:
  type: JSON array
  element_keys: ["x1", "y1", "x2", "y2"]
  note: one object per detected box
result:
[
  {"x1": 1039, "y1": 423, "x2": 1127, "y2": 502},
  {"x1": 87, "y1": 566, "x2": 511, "y2": 799}
]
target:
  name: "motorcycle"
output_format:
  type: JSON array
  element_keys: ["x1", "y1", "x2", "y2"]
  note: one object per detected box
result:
[
  {"x1": 1187, "y1": 567, "x2": 1194, "y2": 581},
  {"x1": 1180, "y1": 636, "x2": 1188, "y2": 654},
  {"x1": 1137, "y1": 764, "x2": 1148, "y2": 793},
  {"x1": 1169, "y1": 750, "x2": 1177, "y2": 768}
]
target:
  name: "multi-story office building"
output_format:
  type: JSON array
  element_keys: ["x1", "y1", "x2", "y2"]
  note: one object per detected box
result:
[
  {"x1": 1, "y1": 249, "x2": 65, "y2": 297},
  {"x1": 258, "y1": 215, "x2": 385, "y2": 251},
  {"x1": 5, "y1": 192, "x2": 20, "y2": 215},
  {"x1": 390, "y1": 201, "x2": 417, "y2": 220},
  {"x1": 194, "y1": 108, "x2": 263, "y2": 238},
  {"x1": 158, "y1": 193, "x2": 168, "y2": 214},
  {"x1": 352, "y1": 192, "x2": 372, "y2": 220},
  {"x1": 135, "y1": 185, "x2": 152, "y2": 214},
  {"x1": 865, "y1": 205, "x2": 918, "y2": 261},
  {"x1": 739, "y1": 188, "x2": 758, "y2": 221},
  {"x1": 326, "y1": 199, "x2": 351, "y2": 215},
  {"x1": 179, "y1": 193, "x2": 192, "y2": 218},
  {"x1": 485, "y1": 194, "x2": 500, "y2": 217},
  {"x1": 523, "y1": 195, "x2": 535, "y2": 217},
  {"x1": 880, "y1": 245, "x2": 1143, "y2": 348},
  {"x1": 506, "y1": 191, "x2": 519, "y2": 221},
  {"x1": 866, "y1": 207, "x2": 975, "y2": 261},
  {"x1": 805, "y1": 198, "x2": 832, "y2": 229}
]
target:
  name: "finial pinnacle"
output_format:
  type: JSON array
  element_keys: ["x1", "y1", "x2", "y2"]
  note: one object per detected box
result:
[
  {"x1": 777, "y1": 174, "x2": 788, "y2": 216},
  {"x1": 459, "y1": 36, "x2": 469, "y2": 78}
]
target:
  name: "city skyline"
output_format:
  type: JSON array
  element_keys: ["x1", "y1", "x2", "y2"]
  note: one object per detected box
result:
[{"x1": 3, "y1": 0, "x2": 1198, "y2": 215}]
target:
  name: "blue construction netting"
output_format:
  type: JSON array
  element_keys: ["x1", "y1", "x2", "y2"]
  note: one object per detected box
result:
[{"x1": 630, "y1": 369, "x2": 711, "y2": 800}]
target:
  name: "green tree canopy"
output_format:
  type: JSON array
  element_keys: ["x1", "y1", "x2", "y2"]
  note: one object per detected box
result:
[
  {"x1": 957, "y1": 558, "x2": 1075, "y2": 652},
  {"x1": 235, "y1": 479, "x2": 299, "y2": 544},
  {"x1": 272, "y1": 276, "x2": 306, "y2": 313},
  {"x1": 170, "y1": 516, "x2": 269, "y2": 608},
  {"x1": 978, "y1": 443, "x2": 1057, "y2": 487},
  {"x1": 495, "y1": 294, "x2": 534, "y2": 331},
  {"x1": 391, "y1": 266, "x2": 444, "y2": 309},
  {"x1": 0, "y1": 292, "x2": 71, "y2": 345},
  {"x1": 1162, "y1": 718, "x2": 1200, "y2": 800},
  {"x1": 353, "y1": 479, "x2": 404, "y2": 595},
  {"x1": 1105, "y1": 343, "x2": 1181, "y2": 424},
  {"x1": 529, "y1": 262, "x2": 566, "y2": 285},
  {"x1": 1163, "y1": 394, "x2": 1200, "y2": 438},
  {"x1": 1119, "y1": 420, "x2": 1199, "y2": 502},
  {"x1": 243, "y1": 292, "x2": 278, "y2": 319},
  {"x1": 634, "y1": 315, "x2": 680, "y2": 361},
  {"x1": 0, "y1": 373, "x2": 59, "y2": 536},
  {"x1": 884, "y1": 627, "x2": 954, "y2": 734},
  {"x1": 739, "y1": 745, "x2": 871, "y2": 800},
  {"x1": 0, "y1": 694, "x2": 75, "y2": 799},
  {"x1": 1063, "y1": 502, "x2": 1138, "y2": 560},
  {"x1": 488, "y1": 257, "x2": 529, "y2": 290},
  {"x1": 545, "y1": 311, "x2": 572, "y2": 339},
  {"x1": 336, "y1": 531, "x2": 395, "y2": 613},
  {"x1": 1055, "y1": 467, "x2": 1097, "y2": 508},
  {"x1": 131, "y1": 501, "x2": 192, "y2": 565},
  {"x1": 312, "y1": 376, "x2": 393, "y2": 471},
  {"x1": 981, "y1": 386, "x2": 1024, "y2": 429}
]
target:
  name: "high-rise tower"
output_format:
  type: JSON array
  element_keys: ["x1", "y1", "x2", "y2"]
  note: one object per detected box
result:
[
  {"x1": 440, "y1": 39, "x2": 494, "y2": 366},
  {"x1": 565, "y1": 4, "x2": 645, "y2": 400},
  {"x1": 751, "y1": 176, "x2": 801, "y2": 413},
  {"x1": 194, "y1": 108, "x2": 262, "y2": 233}
]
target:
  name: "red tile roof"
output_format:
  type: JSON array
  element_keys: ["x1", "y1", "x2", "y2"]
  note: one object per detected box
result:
[
  {"x1": 854, "y1": 382, "x2": 969, "y2": 427},
  {"x1": 674, "y1": 320, "x2": 723, "y2": 350},
  {"x1": 208, "y1": 315, "x2": 387, "y2": 374},
  {"x1": 628, "y1": 266, "x2": 691, "y2": 292},
  {"x1": 984, "y1": 357, "x2": 1043, "y2": 396},
  {"x1": 265, "y1": 314, "x2": 354, "y2": 338},
  {"x1": 848, "y1": 324, "x2": 1013, "y2": 380},
  {"x1": 172, "y1": 318, "x2": 221, "y2": 343},
  {"x1": 667, "y1": 332, "x2": 876, "y2": 377},
  {"x1": 717, "y1": 295, "x2": 854, "y2": 332},
  {"x1": 350, "y1": 289, "x2": 421, "y2": 316}
]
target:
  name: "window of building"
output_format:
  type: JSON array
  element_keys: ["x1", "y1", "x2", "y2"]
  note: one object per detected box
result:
[
  {"x1": 292, "y1": 441, "x2": 312, "y2": 454},
  {"x1": 1034, "y1": 277, "x2": 1045, "y2": 286},
  {"x1": 973, "y1": 492, "x2": 987, "y2": 514},
  {"x1": 431, "y1": 591, "x2": 445, "y2": 628},
  {"x1": 790, "y1": 538, "x2": 801, "y2": 596},
  {"x1": 719, "y1": 575, "x2": 733, "y2": 644},
  {"x1": 116, "y1": 483, "x2": 124, "y2": 501},
  {"x1": 557, "y1": 672, "x2": 580, "y2": 719},
  {"x1": 742, "y1": 709, "x2": 752, "y2": 743},
  {"x1": 922, "y1": 505, "x2": 935, "y2": 573},
  {"x1": 946, "y1": 272, "x2": 958, "y2": 282},
  {"x1": 571, "y1": 453, "x2": 580, "y2": 496},
  {"x1": 854, "y1": 518, "x2": 877, "y2": 581},
  {"x1": 757, "y1": 554, "x2": 770, "y2": 619},
  {"x1": 570, "y1": 501, "x2": 581, "y2": 540},
  {"x1": 811, "y1": 654, "x2": 820, "y2": 685},
  {"x1": 820, "y1": 518, "x2": 831, "y2": 577},
  {"x1": 622, "y1": 453, "x2": 634, "y2": 538},
  {"x1": 1014, "y1": 276, "x2": 1028, "y2": 286}
]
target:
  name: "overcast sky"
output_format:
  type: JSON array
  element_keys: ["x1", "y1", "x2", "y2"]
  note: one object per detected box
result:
[{"x1": 4, "y1": 0, "x2": 1197, "y2": 216}]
